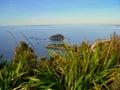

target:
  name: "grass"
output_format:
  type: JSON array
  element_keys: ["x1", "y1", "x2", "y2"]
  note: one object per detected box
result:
[{"x1": 0, "y1": 33, "x2": 120, "y2": 90}]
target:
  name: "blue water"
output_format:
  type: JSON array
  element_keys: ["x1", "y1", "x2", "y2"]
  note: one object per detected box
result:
[{"x1": 0, "y1": 24, "x2": 120, "y2": 59}]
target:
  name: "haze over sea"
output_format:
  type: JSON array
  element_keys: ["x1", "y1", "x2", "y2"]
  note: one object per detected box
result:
[{"x1": 0, "y1": 24, "x2": 120, "y2": 59}]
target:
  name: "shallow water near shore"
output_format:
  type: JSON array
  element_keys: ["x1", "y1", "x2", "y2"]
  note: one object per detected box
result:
[{"x1": 0, "y1": 24, "x2": 120, "y2": 60}]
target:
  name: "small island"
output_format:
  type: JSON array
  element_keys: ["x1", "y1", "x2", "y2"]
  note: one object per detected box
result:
[
  {"x1": 49, "y1": 34, "x2": 64, "y2": 41},
  {"x1": 45, "y1": 44, "x2": 65, "y2": 50}
]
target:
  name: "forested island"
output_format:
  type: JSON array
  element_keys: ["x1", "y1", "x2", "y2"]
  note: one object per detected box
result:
[{"x1": 49, "y1": 34, "x2": 64, "y2": 41}]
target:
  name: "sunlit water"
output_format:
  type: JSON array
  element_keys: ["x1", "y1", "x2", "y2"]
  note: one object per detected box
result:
[{"x1": 0, "y1": 24, "x2": 120, "y2": 60}]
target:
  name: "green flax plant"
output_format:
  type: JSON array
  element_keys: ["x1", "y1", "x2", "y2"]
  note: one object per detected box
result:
[
  {"x1": 46, "y1": 39, "x2": 120, "y2": 90},
  {"x1": 0, "y1": 34, "x2": 120, "y2": 90},
  {"x1": 0, "y1": 54, "x2": 44, "y2": 90},
  {"x1": 0, "y1": 41, "x2": 55, "y2": 90},
  {"x1": 0, "y1": 55, "x2": 6, "y2": 70},
  {"x1": 0, "y1": 53, "x2": 28, "y2": 90}
]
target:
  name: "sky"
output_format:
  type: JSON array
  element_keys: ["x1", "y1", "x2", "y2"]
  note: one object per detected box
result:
[{"x1": 0, "y1": 0, "x2": 120, "y2": 25}]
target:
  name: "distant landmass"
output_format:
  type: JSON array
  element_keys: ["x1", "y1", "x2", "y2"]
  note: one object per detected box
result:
[
  {"x1": 115, "y1": 25, "x2": 120, "y2": 26},
  {"x1": 110, "y1": 24, "x2": 120, "y2": 26},
  {"x1": 98, "y1": 24, "x2": 120, "y2": 26},
  {"x1": 24, "y1": 25, "x2": 52, "y2": 26}
]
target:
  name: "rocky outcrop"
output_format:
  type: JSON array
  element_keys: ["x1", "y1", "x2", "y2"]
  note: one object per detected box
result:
[{"x1": 45, "y1": 44, "x2": 65, "y2": 50}]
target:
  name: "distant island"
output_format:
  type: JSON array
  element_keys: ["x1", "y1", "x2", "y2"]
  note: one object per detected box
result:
[
  {"x1": 115, "y1": 25, "x2": 120, "y2": 26},
  {"x1": 49, "y1": 34, "x2": 64, "y2": 41},
  {"x1": 24, "y1": 25, "x2": 52, "y2": 26}
]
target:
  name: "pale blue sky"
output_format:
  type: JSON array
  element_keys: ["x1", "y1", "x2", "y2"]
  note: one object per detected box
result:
[{"x1": 0, "y1": 0, "x2": 120, "y2": 25}]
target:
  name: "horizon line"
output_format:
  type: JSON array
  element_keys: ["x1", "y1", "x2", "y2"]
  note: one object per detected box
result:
[{"x1": 0, "y1": 24, "x2": 120, "y2": 27}]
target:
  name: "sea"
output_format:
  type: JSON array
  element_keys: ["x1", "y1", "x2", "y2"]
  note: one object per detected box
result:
[{"x1": 0, "y1": 24, "x2": 120, "y2": 60}]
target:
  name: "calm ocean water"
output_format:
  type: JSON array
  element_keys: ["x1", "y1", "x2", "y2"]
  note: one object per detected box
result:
[{"x1": 0, "y1": 24, "x2": 120, "y2": 59}]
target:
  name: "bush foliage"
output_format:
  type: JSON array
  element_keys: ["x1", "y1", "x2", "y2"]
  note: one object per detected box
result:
[{"x1": 0, "y1": 33, "x2": 120, "y2": 90}]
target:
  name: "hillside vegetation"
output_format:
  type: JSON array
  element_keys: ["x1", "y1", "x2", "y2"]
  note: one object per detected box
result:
[{"x1": 0, "y1": 33, "x2": 120, "y2": 90}]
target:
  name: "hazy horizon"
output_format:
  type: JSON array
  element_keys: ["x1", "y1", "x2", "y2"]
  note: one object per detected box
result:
[{"x1": 0, "y1": 0, "x2": 120, "y2": 26}]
